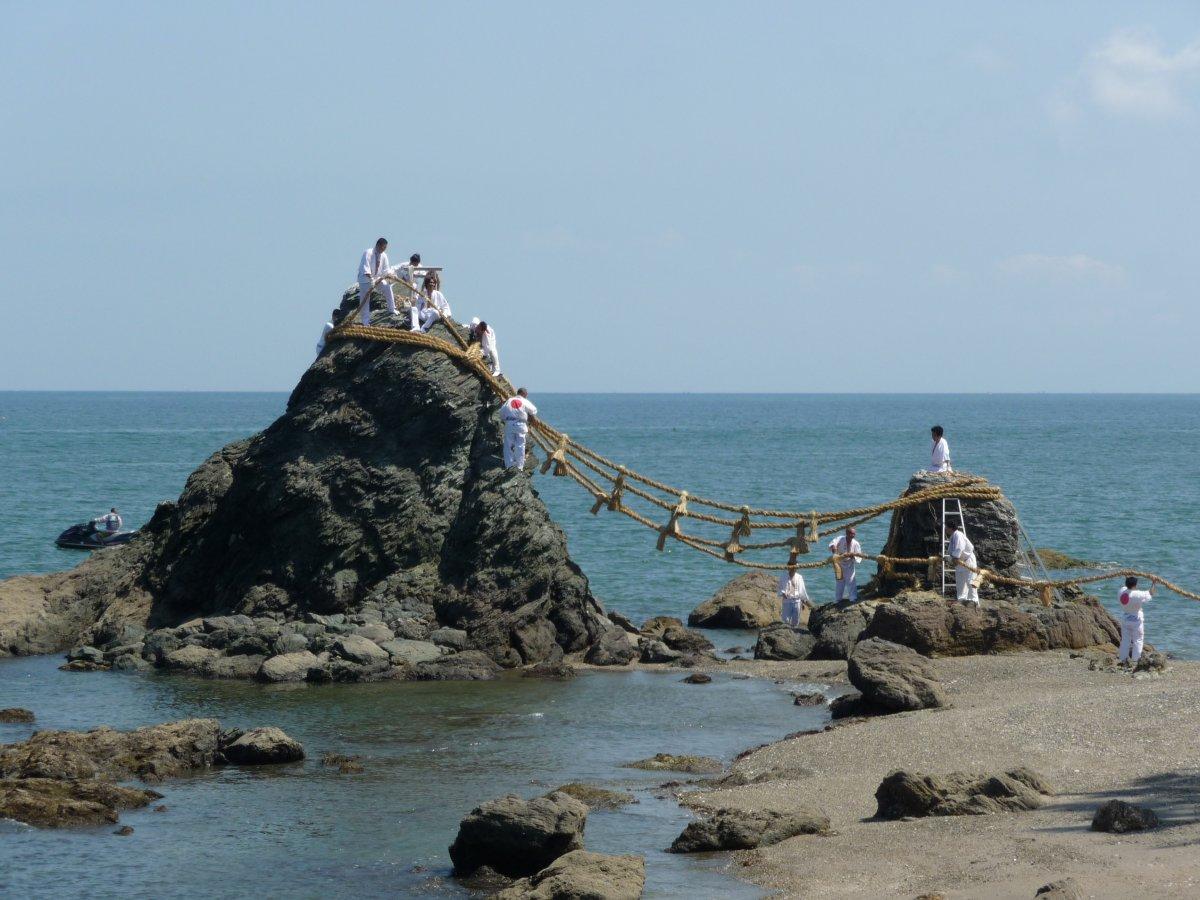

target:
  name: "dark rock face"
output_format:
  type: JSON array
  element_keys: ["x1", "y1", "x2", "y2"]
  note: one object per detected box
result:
[
  {"x1": 753, "y1": 623, "x2": 816, "y2": 661},
  {"x1": 688, "y1": 572, "x2": 782, "y2": 629},
  {"x1": 496, "y1": 850, "x2": 646, "y2": 900},
  {"x1": 584, "y1": 628, "x2": 637, "y2": 666},
  {"x1": 874, "y1": 768, "x2": 1053, "y2": 818},
  {"x1": 848, "y1": 638, "x2": 947, "y2": 713},
  {"x1": 807, "y1": 601, "x2": 875, "y2": 660},
  {"x1": 448, "y1": 791, "x2": 588, "y2": 878},
  {"x1": 1091, "y1": 799, "x2": 1160, "y2": 833},
  {"x1": 861, "y1": 592, "x2": 1119, "y2": 657},
  {"x1": 668, "y1": 807, "x2": 829, "y2": 852},
  {"x1": 0, "y1": 303, "x2": 608, "y2": 674}
]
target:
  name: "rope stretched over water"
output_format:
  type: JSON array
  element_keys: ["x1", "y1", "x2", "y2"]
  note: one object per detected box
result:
[{"x1": 328, "y1": 316, "x2": 1200, "y2": 601}]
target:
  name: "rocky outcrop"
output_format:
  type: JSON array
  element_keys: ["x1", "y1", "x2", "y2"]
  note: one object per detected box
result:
[
  {"x1": 848, "y1": 638, "x2": 947, "y2": 713},
  {"x1": 497, "y1": 850, "x2": 646, "y2": 900},
  {"x1": 669, "y1": 806, "x2": 829, "y2": 852},
  {"x1": 623, "y1": 753, "x2": 722, "y2": 774},
  {"x1": 0, "y1": 777, "x2": 162, "y2": 828},
  {"x1": 1091, "y1": 799, "x2": 1159, "y2": 833},
  {"x1": 688, "y1": 572, "x2": 785, "y2": 629},
  {"x1": 874, "y1": 768, "x2": 1053, "y2": 818},
  {"x1": 753, "y1": 623, "x2": 815, "y2": 660},
  {"x1": 0, "y1": 300, "x2": 609, "y2": 674},
  {"x1": 860, "y1": 591, "x2": 1119, "y2": 656},
  {"x1": 807, "y1": 601, "x2": 876, "y2": 660},
  {"x1": 0, "y1": 708, "x2": 35, "y2": 723},
  {"x1": 448, "y1": 791, "x2": 588, "y2": 878}
]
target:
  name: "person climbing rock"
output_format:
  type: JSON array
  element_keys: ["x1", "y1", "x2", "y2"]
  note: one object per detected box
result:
[
  {"x1": 411, "y1": 271, "x2": 451, "y2": 333},
  {"x1": 828, "y1": 526, "x2": 863, "y2": 602},
  {"x1": 778, "y1": 565, "x2": 810, "y2": 626},
  {"x1": 469, "y1": 318, "x2": 501, "y2": 377},
  {"x1": 499, "y1": 388, "x2": 537, "y2": 469},
  {"x1": 315, "y1": 309, "x2": 338, "y2": 355},
  {"x1": 1117, "y1": 576, "x2": 1154, "y2": 665},
  {"x1": 356, "y1": 238, "x2": 394, "y2": 325},
  {"x1": 930, "y1": 425, "x2": 952, "y2": 473},
  {"x1": 947, "y1": 522, "x2": 979, "y2": 604}
]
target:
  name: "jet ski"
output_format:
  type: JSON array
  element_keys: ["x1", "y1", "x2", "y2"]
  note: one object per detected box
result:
[{"x1": 55, "y1": 521, "x2": 138, "y2": 550}]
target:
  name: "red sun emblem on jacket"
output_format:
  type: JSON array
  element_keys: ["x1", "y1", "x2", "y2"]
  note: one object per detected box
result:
[{"x1": 509, "y1": 399, "x2": 523, "y2": 409}]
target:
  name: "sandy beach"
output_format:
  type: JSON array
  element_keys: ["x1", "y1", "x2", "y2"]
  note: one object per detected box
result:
[{"x1": 682, "y1": 651, "x2": 1200, "y2": 899}]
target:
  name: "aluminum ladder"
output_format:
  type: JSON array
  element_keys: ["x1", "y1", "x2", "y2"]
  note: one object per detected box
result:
[{"x1": 940, "y1": 497, "x2": 967, "y2": 596}]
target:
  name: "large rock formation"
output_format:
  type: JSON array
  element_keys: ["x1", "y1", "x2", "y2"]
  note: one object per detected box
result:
[
  {"x1": 448, "y1": 791, "x2": 588, "y2": 878},
  {"x1": 0, "y1": 294, "x2": 609, "y2": 673}
]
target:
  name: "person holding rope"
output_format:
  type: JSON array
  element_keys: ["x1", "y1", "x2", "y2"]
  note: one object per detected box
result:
[
  {"x1": 828, "y1": 525, "x2": 864, "y2": 602},
  {"x1": 356, "y1": 238, "x2": 396, "y2": 325},
  {"x1": 385, "y1": 252, "x2": 423, "y2": 309},
  {"x1": 1117, "y1": 576, "x2": 1155, "y2": 666},
  {"x1": 778, "y1": 565, "x2": 811, "y2": 626},
  {"x1": 411, "y1": 271, "x2": 451, "y2": 333},
  {"x1": 469, "y1": 318, "x2": 502, "y2": 377},
  {"x1": 947, "y1": 521, "x2": 980, "y2": 604},
  {"x1": 930, "y1": 425, "x2": 952, "y2": 474},
  {"x1": 499, "y1": 388, "x2": 537, "y2": 469}
]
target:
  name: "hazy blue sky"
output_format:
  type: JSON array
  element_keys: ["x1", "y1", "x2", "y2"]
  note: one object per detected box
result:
[{"x1": 2, "y1": 2, "x2": 1198, "y2": 392}]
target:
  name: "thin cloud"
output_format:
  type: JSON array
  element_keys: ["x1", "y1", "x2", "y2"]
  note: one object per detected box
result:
[
  {"x1": 998, "y1": 253, "x2": 1124, "y2": 283},
  {"x1": 1086, "y1": 28, "x2": 1200, "y2": 117}
]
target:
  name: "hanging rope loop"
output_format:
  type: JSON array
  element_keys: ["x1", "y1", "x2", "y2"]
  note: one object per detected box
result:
[{"x1": 656, "y1": 491, "x2": 689, "y2": 551}]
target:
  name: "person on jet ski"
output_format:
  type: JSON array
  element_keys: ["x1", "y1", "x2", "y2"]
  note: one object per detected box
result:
[{"x1": 95, "y1": 508, "x2": 122, "y2": 541}]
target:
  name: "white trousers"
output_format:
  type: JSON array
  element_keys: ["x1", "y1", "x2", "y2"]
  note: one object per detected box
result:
[
  {"x1": 955, "y1": 562, "x2": 979, "y2": 603},
  {"x1": 503, "y1": 425, "x2": 527, "y2": 469},
  {"x1": 1118, "y1": 615, "x2": 1144, "y2": 662},
  {"x1": 412, "y1": 306, "x2": 441, "y2": 332},
  {"x1": 834, "y1": 578, "x2": 858, "y2": 602},
  {"x1": 780, "y1": 598, "x2": 802, "y2": 627},
  {"x1": 358, "y1": 279, "x2": 396, "y2": 325}
]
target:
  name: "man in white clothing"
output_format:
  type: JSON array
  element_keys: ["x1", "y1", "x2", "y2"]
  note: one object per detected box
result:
[
  {"x1": 470, "y1": 318, "x2": 502, "y2": 377},
  {"x1": 356, "y1": 238, "x2": 395, "y2": 325},
  {"x1": 385, "y1": 252, "x2": 422, "y2": 315},
  {"x1": 947, "y1": 522, "x2": 979, "y2": 604},
  {"x1": 499, "y1": 388, "x2": 537, "y2": 469},
  {"x1": 778, "y1": 566, "x2": 811, "y2": 627},
  {"x1": 1117, "y1": 576, "x2": 1155, "y2": 665},
  {"x1": 930, "y1": 425, "x2": 951, "y2": 473},
  {"x1": 94, "y1": 508, "x2": 122, "y2": 541},
  {"x1": 315, "y1": 309, "x2": 338, "y2": 355},
  {"x1": 828, "y1": 526, "x2": 864, "y2": 602}
]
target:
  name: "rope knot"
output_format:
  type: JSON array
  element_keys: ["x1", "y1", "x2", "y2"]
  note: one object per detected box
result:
[
  {"x1": 787, "y1": 521, "x2": 811, "y2": 566},
  {"x1": 723, "y1": 506, "x2": 753, "y2": 561},
  {"x1": 540, "y1": 434, "x2": 570, "y2": 476},
  {"x1": 656, "y1": 491, "x2": 688, "y2": 551}
]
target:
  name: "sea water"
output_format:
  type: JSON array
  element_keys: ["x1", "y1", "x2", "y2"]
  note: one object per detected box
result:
[{"x1": 1, "y1": 392, "x2": 1198, "y2": 897}]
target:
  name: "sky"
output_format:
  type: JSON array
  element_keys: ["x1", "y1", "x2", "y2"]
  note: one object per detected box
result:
[{"x1": 2, "y1": 2, "x2": 1199, "y2": 392}]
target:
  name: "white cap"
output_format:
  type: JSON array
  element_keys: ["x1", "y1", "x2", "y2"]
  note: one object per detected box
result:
[{"x1": 470, "y1": 317, "x2": 481, "y2": 327}]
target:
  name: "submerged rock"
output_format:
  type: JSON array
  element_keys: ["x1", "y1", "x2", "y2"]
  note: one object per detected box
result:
[
  {"x1": 623, "y1": 753, "x2": 722, "y2": 774},
  {"x1": 449, "y1": 791, "x2": 588, "y2": 878},
  {"x1": 874, "y1": 768, "x2": 1053, "y2": 819},
  {"x1": 1091, "y1": 799, "x2": 1159, "y2": 833},
  {"x1": 0, "y1": 708, "x2": 35, "y2": 723},
  {"x1": 848, "y1": 638, "x2": 947, "y2": 713},
  {"x1": 688, "y1": 572, "x2": 784, "y2": 629},
  {"x1": 551, "y1": 783, "x2": 637, "y2": 810},
  {"x1": 497, "y1": 850, "x2": 645, "y2": 900},
  {"x1": 0, "y1": 777, "x2": 161, "y2": 828},
  {"x1": 219, "y1": 727, "x2": 305, "y2": 765},
  {"x1": 669, "y1": 806, "x2": 829, "y2": 852}
]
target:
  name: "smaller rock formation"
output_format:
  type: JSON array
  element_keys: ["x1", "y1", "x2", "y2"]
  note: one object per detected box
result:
[
  {"x1": 688, "y1": 572, "x2": 785, "y2": 629},
  {"x1": 874, "y1": 768, "x2": 1053, "y2": 819},
  {"x1": 622, "y1": 753, "x2": 722, "y2": 775},
  {"x1": 807, "y1": 601, "x2": 876, "y2": 660},
  {"x1": 584, "y1": 628, "x2": 638, "y2": 666},
  {"x1": 449, "y1": 791, "x2": 588, "y2": 878},
  {"x1": 848, "y1": 638, "x2": 947, "y2": 713},
  {"x1": 522, "y1": 661, "x2": 577, "y2": 679},
  {"x1": 496, "y1": 850, "x2": 646, "y2": 900},
  {"x1": 551, "y1": 783, "x2": 637, "y2": 810},
  {"x1": 682, "y1": 673, "x2": 712, "y2": 685},
  {"x1": 753, "y1": 624, "x2": 815, "y2": 661},
  {"x1": 668, "y1": 807, "x2": 829, "y2": 852},
  {"x1": 0, "y1": 708, "x2": 35, "y2": 723},
  {"x1": 1091, "y1": 799, "x2": 1159, "y2": 833},
  {"x1": 0, "y1": 778, "x2": 161, "y2": 828},
  {"x1": 220, "y1": 727, "x2": 305, "y2": 765}
]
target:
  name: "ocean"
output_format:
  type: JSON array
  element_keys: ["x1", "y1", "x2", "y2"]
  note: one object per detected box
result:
[{"x1": 1, "y1": 391, "x2": 1198, "y2": 897}]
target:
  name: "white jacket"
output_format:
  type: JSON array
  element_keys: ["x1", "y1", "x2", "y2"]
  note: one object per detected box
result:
[
  {"x1": 500, "y1": 396, "x2": 537, "y2": 432},
  {"x1": 358, "y1": 248, "x2": 389, "y2": 282}
]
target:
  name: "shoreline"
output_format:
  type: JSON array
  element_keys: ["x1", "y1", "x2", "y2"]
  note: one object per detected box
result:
[{"x1": 678, "y1": 650, "x2": 1200, "y2": 899}]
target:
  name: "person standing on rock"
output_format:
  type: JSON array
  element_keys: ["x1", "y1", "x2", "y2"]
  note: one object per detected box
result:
[
  {"x1": 947, "y1": 522, "x2": 979, "y2": 604},
  {"x1": 356, "y1": 238, "x2": 395, "y2": 325},
  {"x1": 386, "y1": 252, "x2": 423, "y2": 310},
  {"x1": 469, "y1": 318, "x2": 502, "y2": 377},
  {"x1": 411, "y1": 271, "x2": 451, "y2": 333},
  {"x1": 499, "y1": 388, "x2": 537, "y2": 469},
  {"x1": 930, "y1": 425, "x2": 952, "y2": 473},
  {"x1": 1117, "y1": 576, "x2": 1155, "y2": 665},
  {"x1": 778, "y1": 566, "x2": 811, "y2": 626},
  {"x1": 828, "y1": 526, "x2": 864, "y2": 602}
]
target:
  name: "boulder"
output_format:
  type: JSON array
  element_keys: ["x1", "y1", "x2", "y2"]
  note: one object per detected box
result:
[
  {"x1": 160, "y1": 645, "x2": 219, "y2": 673},
  {"x1": 448, "y1": 791, "x2": 588, "y2": 878},
  {"x1": 411, "y1": 651, "x2": 501, "y2": 681},
  {"x1": 584, "y1": 628, "x2": 637, "y2": 666},
  {"x1": 258, "y1": 650, "x2": 321, "y2": 683},
  {"x1": 828, "y1": 691, "x2": 878, "y2": 720},
  {"x1": 606, "y1": 610, "x2": 639, "y2": 633},
  {"x1": 497, "y1": 850, "x2": 645, "y2": 900},
  {"x1": 807, "y1": 600, "x2": 875, "y2": 660},
  {"x1": 331, "y1": 635, "x2": 390, "y2": 667},
  {"x1": 874, "y1": 768, "x2": 1053, "y2": 818},
  {"x1": 0, "y1": 776, "x2": 162, "y2": 828},
  {"x1": 429, "y1": 627, "x2": 470, "y2": 651},
  {"x1": 1091, "y1": 799, "x2": 1159, "y2": 833},
  {"x1": 551, "y1": 783, "x2": 637, "y2": 810},
  {"x1": 623, "y1": 753, "x2": 722, "y2": 774},
  {"x1": 220, "y1": 727, "x2": 305, "y2": 765},
  {"x1": 861, "y1": 592, "x2": 1119, "y2": 657},
  {"x1": 0, "y1": 708, "x2": 35, "y2": 723},
  {"x1": 792, "y1": 691, "x2": 825, "y2": 707},
  {"x1": 1036, "y1": 879, "x2": 1084, "y2": 899},
  {"x1": 688, "y1": 572, "x2": 783, "y2": 629},
  {"x1": 753, "y1": 624, "x2": 815, "y2": 661},
  {"x1": 848, "y1": 638, "x2": 947, "y2": 712},
  {"x1": 638, "y1": 639, "x2": 682, "y2": 664},
  {"x1": 351, "y1": 622, "x2": 394, "y2": 644},
  {"x1": 683, "y1": 673, "x2": 712, "y2": 685},
  {"x1": 669, "y1": 806, "x2": 830, "y2": 852},
  {"x1": 639, "y1": 616, "x2": 684, "y2": 638},
  {"x1": 660, "y1": 626, "x2": 713, "y2": 654},
  {"x1": 200, "y1": 654, "x2": 265, "y2": 680},
  {"x1": 379, "y1": 639, "x2": 441, "y2": 666},
  {"x1": 522, "y1": 661, "x2": 577, "y2": 679}
]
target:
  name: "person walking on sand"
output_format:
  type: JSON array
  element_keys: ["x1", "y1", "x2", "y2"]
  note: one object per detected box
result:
[
  {"x1": 828, "y1": 526, "x2": 864, "y2": 602},
  {"x1": 1117, "y1": 576, "x2": 1155, "y2": 666},
  {"x1": 947, "y1": 522, "x2": 979, "y2": 604},
  {"x1": 499, "y1": 388, "x2": 537, "y2": 469},
  {"x1": 469, "y1": 318, "x2": 502, "y2": 377},
  {"x1": 778, "y1": 566, "x2": 811, "y2": 627},
  {"x1": 411, "y1": 271, "x2": 451, "y2": 332},
  {"x1": 356, "y1": 238, "x2": 395, "y2": 325},
  {"x1": 930, "y1": 425, "x2": 952, "y2": 473}
]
